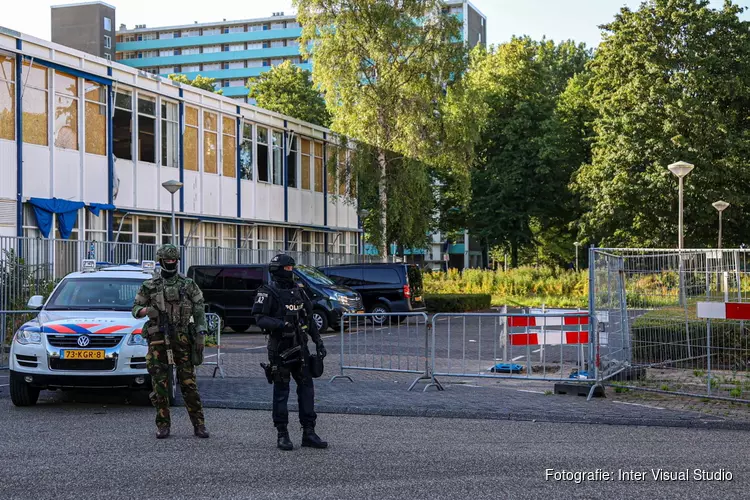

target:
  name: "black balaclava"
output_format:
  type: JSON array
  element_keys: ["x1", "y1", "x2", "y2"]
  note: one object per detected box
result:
[
  {"x1": 160, "y1": 259, "x2": 178, "y2": 279},
  {"x1": 270, "y1": 254, "x2": 295, "y2": 286}
]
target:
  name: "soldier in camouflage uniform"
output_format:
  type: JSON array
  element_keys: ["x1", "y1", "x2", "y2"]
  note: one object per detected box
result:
[{"x1": 132, "y1": 244, "x2": 210, "y2": 439}]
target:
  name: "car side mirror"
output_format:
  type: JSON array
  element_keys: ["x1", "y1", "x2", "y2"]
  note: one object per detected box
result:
[{"x1": 27, "y1": 295, "x2": 44, "y2": 310}]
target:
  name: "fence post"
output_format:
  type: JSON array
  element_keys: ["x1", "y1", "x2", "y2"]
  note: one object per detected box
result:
[
  {"x1": 707, "y1": 318, "x2": 712, "y2": 396},
  {"x1": 502, "y1": 304, "x2": 508, "y2": 363}
]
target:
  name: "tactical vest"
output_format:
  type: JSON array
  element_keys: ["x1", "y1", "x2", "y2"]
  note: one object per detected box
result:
[{"x1": 153, "y1": 276, "x2": 193, "y2": 329}]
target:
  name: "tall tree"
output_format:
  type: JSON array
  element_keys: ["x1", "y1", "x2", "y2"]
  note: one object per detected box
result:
[
  {"x1": 295, "y1": 0, "x2": 468, "y2": 258},
  {"x1": 572, "y1": 0, "x2": 750, "y2": 248},
  {"x1": 247, "y1": 61, "x2": 331, "y2": 127},
  {"x1": 467, "y1": 37, "x2": 591, "y2": 266},
  {"x1": 168, "y1": 74, "x2": 223, "y2": 95}
]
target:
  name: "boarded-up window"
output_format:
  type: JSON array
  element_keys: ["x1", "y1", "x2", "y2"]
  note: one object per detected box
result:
[
  {"x1": 313, "y1": 141, "x2": 323, "y2": 193},
  {"x1": 300, "y1": 138, "x2": 311, "y2": 190},
  {"x1": 203, "y1": 110, "x2": 218, "y2": 174},
  {"x1": 22, "y1": 61, "x2": 48, "y2": 146},
  {"x1": 0, "y1": 54, "x2": 15, "y2": 141},
  {"x1": 222, "y1": 116, "x2": 236, "y2": 178},
  {"x1": 184, "y1": 106, "x2": 198, "y2": 171},
  {"x1": 84, "y1": 80, "x2": 106, "y2": 155},
  {"x1": 54, "y1": 71, "x2": 78, "y2": 150}
]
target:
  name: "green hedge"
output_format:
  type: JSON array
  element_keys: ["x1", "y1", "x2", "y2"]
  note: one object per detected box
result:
[{"x1": 424, "y1": 294, "x2": 492, "y2": 313}]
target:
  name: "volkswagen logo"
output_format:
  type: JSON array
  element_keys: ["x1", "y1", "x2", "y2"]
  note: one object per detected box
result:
[{"x1": 77, "y1": 335, "x2": 91, "y2": 347}]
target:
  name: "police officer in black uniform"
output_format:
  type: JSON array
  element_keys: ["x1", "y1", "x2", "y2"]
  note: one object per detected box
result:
[{"x1": 252, "y1": 254, "x2": 328, "y2": 450}]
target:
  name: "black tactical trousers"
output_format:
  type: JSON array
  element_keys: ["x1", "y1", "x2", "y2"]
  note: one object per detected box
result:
[{"x1": 272, "y1": 362, "x2": 317, "y2": 429}]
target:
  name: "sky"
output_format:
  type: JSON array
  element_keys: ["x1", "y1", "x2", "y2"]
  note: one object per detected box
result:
[{"x1": 4, "y1": 0, "x2": 749, "y2": 49}]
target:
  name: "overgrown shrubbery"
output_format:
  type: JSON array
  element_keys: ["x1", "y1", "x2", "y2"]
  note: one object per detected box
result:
[
  {"x1": 424, "y1": 294, "x2": 491, "y2": 313},
  {"x1": 424, "y1": 267, "x2": 588, "y2": 307}
]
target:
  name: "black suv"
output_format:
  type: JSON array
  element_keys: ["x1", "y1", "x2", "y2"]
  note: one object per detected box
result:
[
  {"x1": 187, "y1": 264, "x2": 364, "y2": 333},
  {"x1": 318, "y1": 263, "x2": 426, "y2": 324}
]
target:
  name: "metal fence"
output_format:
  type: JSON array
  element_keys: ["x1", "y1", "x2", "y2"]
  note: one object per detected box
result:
[
  {"x1": 328, "y1": 310, "x2": 594, "y2": 392},
  {"x1": 0, "y1": 235, "x2": 395, "y2": 311},
  {"x1": 330, "y1": 313, "x2": 433, "y2": 391},
  {"x1": 591, "y1": 248, "x2": 750, "y2": 402}
]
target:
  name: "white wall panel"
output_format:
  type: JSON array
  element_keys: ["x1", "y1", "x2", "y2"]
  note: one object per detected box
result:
[
  {"x1": 255, "y1": 183, "x2": 270, "y2": 221},
  {"x1": 183, "y1": 171, "x2": 201, "y2": 214},
  {"x1": 203, "y1": 174, "x2": 220, "y2": 215},
  {"x1": 240, "y1": 180, "x2": 254, "y2": 219},
  {"x1": 0, "y1": 141, "x2": 17, "y2": 200},
  {"x1": 54, "y1": 149, "x2": 80, "y2": 200},
  {"x1": 22, "y1": 145, "x2": 51, "y2": 199},
  {"x1": 220, "y1": 177, "x2": 237, "y2": 217},
  {"x1": 158, "y1": 168, "x2": 180, "y2": 212},
  {"x1": 84, "y1": 154, "x2": 108, "y2": 204},
  {"x1": 113, "y1": 158, "x2": 134, "y2": 208},
  {"x1": 136, "y1": 163, "x2": 158, "y2": 210},
  {"x1": 269, "y1": 185, "x2": 284, "y2": 222},
  {"x1": 313, "y1": 193, "x2": 325, "y2": 226}
]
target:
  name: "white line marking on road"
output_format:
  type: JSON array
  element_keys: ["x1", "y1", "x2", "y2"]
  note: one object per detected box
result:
[
  {"x1": 322, "y1": 335, "x2": 335, "y2": 339},
  {"x1": 516, "y1": 389, "x2": 545, "y2": 394},
  {"x1": 612, "y1": 401, "x2": 665, "y2": 410},
  {"x1": 512, "y1": 355, "x2": 525, "y2": 361},
  {"x1": 0, "y1": 384, "x2": 9, "y2": 387},
  {"x1": 532, "y1": 348, "x2": 541, "y2": 353},
  {"x1": 469, "y1": 339, "x2": 476, "y2": 343},
  {"x1": 243, "y1": 346, "x2": 267, "y2": 351},
  {"x1": 203, "y1": 354, "x2": 217, "y2": 359}
]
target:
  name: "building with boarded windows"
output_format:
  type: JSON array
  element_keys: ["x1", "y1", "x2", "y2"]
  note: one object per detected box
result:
[{"x1": 0, "y1": 25, "x2": 362, "y2": 278}]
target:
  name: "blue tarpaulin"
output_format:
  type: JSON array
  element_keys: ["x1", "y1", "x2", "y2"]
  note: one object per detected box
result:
[
  {"x1": 28, "y1": 198, "x2": 85, "y2": 239},
  {"x1": 87, "y1": 203, "x2": 115, "y2": 216}
]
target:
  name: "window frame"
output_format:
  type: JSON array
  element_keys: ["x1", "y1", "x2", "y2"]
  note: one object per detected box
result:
[
  {"x1": 184, "y1": 105, "x2": 199, "y2": 172},
  {"x1": 53, "y1": 70, "x2": 79, "y2": 151},
  {"x1": 84, "y1": 79, "x2": 107, "y2": 156},
  {"x1": 160, "y1": 98, "x2": 179, "y2": 168},
  {"x1": 137, "y1": 92, "x2": 157, "y2": 164},
  {"x1": 0, "y1": 53, "x2": 16, "y2": 141},
  {"x1": 22, "y1": 61, "x2": 49, "y2": 147},
  {"x1": 104, "y1": 35, "x2": 111, "y2": 49},
  {"x1": 113, "y1": 87, "x2": 133, "y2": 160},
  {"x1": 222, "y1": 115, "x2": 237, "y2": 178},
  {"x1": 256, "y1": 126, "x2": 270, "y2": 183},
  {"x1": 239, "y1": 120, "x2": 254, "y2": 181},
  {"x1": 203, "y1": 110, "x2": 218, "y2": 174}
]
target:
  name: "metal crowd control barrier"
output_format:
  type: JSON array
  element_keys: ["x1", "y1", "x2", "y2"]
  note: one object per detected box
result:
[
  {"x1": 330, "y1": 312, "x2": 433, "y2": 391},
  {"x1": 203, "y1": 312, "x2": 225, "y2": 378},
  {"x1": 428, "y1": 312, "x2": 595, "y2": 391}
]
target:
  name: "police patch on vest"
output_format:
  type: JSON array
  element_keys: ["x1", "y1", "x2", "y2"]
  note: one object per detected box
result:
[
  {"x1": 255, "y1": 292, "x2": 268, "y2": 304},
  {"x1": 285, "y1": 303, "x2": 304, "y2": 312}
]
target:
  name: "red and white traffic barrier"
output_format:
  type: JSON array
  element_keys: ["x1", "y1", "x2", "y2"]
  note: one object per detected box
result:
[
  {"x1": 509, "y1": 330, "x2": 589, "y2": 346},
  {"x1": 697, "y1": 302, "x2": 750, "y2": 320}
]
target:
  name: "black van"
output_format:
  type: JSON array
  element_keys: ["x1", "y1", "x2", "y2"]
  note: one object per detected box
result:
[
  {"x1": 318, "y1": 263, "x2": 426, "y2": 325},
  {"x1": 187, "y1": 264, "x2": 364, "y2": 333}
]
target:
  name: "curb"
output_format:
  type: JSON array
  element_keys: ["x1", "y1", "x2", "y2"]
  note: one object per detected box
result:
[{"x1": 200, "y1": 398, "x2": 750, "y2": 431}]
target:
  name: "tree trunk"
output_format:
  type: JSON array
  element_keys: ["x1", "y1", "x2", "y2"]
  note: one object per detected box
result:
[
  {"x1": 377, "y1": 148, "x2": 388, "y2": 262},
  {"x1": 511, "y1": 240, "x2": 519, "y2": 268}
]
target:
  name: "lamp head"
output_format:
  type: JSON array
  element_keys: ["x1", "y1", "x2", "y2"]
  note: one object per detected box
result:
[
  {"x1": 161, "y1": 180, "x2": 184, "y2": 194},
  {"x1": 712, "y1": 200, "x2": 729, "y2": 212},
  {"x1": 667, "y1": 161, "x2": 694, "y2": 179}
]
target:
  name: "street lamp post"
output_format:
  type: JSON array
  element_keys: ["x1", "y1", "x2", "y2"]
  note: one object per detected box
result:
[
  {"x1": 668, "y1": 161, "x2": 694, "y2": 307},
  {"x1": 668, "y1": 161, "x2": 695, "y2": 250},
  {"x1": 574, "y1": 241, "x2": 581, "y2": 272},
  {"x1": 712, "y1": 200, "x2": 729, "y2": 249},
  {"x1": 161, "y1": 180, "x2": 184, "y2": 246}
]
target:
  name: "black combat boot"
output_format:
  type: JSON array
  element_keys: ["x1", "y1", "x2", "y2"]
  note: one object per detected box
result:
[
  {"x1": 301, "y1": 427, "x2": 328, "y2": 449},
  {"x1": 194, "y1": 425, "x2": 210, "y2": 438},
  {"x1": 156, "y1": 426, "x2": 170, "y2": 439},
  {"x1": 277, "y1": 426, "x2": 293, "y2": 451}
]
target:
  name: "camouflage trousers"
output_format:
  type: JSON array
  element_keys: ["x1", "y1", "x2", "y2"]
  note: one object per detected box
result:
[{"x1": 146, "y1": 339, "x2": 205, "y2": 428}]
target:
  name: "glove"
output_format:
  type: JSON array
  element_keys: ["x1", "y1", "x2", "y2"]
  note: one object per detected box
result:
[
  {"x1": 316, "y1": 341, "x2": 327, "y2": 358},
  {"x1": 146, "y1": 307, "x2": 159, "y2": 320}
]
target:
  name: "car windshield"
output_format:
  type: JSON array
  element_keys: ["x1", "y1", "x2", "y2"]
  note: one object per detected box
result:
[
  {"x1": 295, "y1": 265, "x2": 335, "y2": 286},
  {"x1": 45, "y1": 278, "x2": 146, "y2": 311}
]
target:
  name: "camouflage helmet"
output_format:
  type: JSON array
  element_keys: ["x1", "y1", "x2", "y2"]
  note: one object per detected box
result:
[{"x1": 156, "y1": 244, "x2": 180, "y2": 261}]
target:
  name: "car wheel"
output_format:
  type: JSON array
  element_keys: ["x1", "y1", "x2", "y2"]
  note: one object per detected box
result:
[
  {"x1": 369, "y1": 303, "x2": 390, "y2": 326},
  {"x1": 168, "y1": 365, "x2": 177, "y2": 407},
  {"x1": 229, "y1": 324, "x2": 249, "y2": 333},
  {"x1": 9, "y1": 371, "x2": 40, "y2": 407},
  {"x1": 312, "y1": 310, "x2": 329, "y2": 333}
]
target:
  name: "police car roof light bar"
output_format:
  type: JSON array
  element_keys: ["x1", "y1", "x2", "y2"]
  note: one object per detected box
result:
[{"x1": 142, "y1": 260, "x2": 156, "y2": 273}]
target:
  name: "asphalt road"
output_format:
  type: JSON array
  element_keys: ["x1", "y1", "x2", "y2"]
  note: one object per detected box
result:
[{"x1": 0, "y1": 395, "x2": 747, "y2": 500}]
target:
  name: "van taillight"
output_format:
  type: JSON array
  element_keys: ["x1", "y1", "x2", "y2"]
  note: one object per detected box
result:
[{"x1": 403, "y1": 284, "x2": 411, "y2": 299}]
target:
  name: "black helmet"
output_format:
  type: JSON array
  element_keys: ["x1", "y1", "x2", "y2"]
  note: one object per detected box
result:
[{"x1": 269, "y1": 254, "x2": 295, "y2": 282}]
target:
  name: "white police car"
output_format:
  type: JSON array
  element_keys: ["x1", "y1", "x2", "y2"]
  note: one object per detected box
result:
[{"x1": 9, "y1": 260, "x2": 156, "y2": 406}]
